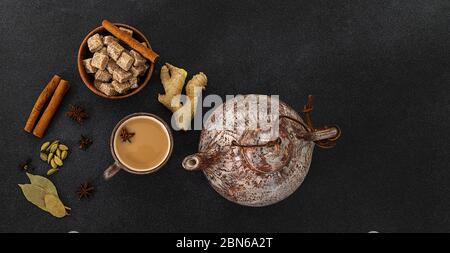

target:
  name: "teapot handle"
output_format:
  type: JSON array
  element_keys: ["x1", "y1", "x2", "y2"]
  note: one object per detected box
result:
[
  {"x1": 299, "y1": 125, "x2": 341, "y2": 144},
  {"x1": 283, "y1": 95, "x2": 341, "y2": 149}
]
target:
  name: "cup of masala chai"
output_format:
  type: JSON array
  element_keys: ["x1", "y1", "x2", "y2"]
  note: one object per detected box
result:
[{"x1": 103, "y1": 113, "x2": 173, "y2": 179}]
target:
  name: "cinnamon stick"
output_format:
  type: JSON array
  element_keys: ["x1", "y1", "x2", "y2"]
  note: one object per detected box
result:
[
  {"x1": 33, "y1": 80, "x2": 70, "y2": 138},
  {"x1": 24, "y1": 75, "x2": 61, "y2": 133},
  {"x1": 102, "y1": 20, "x2": 159, "y2": 63}
]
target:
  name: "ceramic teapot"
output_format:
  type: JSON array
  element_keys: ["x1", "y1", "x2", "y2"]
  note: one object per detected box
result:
[{"x1": 182, "y1": 95, "x2": 341, "y2": 206}]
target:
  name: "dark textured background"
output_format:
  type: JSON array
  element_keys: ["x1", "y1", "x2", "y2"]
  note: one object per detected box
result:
[{"x1": 0, "y1": 0, "x2": 449, "y2": 233}]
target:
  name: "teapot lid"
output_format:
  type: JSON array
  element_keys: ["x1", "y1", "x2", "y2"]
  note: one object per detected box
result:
[
  {"x1": 233, "y1": 113, "x2": 306, "y2": 173},
  {"x1": 236, "y1": 119, "x2": 295, "y2": 174}
]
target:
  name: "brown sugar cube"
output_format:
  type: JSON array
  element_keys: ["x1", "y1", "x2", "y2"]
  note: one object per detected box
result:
[
  {"x1": 116, "y1": 51, "x2": 135, "y2": 71},
  {"x1": 130, "y1": 50, "x2": 146, "y2": 66},
  {"x1": 130, "y1": 63, "x2": 148, "y2": 77},
  {"x1": 95, "y1": 69, "x2": 112, "y2": 82},
  {"x1": 98, "y1": 47, "x2": 108, "y2": 56},
  {"x1": 119, "y1": 27, "x2": 133, "y2": 36},
  {"x1": 103, "y1": 35, "x2": 118, "y2": 46},
  {"x1": 91, "y1": 52, "x2": 109, "y2": 70},
  {"x1": 106, "y1": 59, "x2": 119, "y2": 74},
  {"x1": 130, "y1": 66, "x2": 140, "y2": 77},
  {"x1": 107, "y1": 41, "x2": 125, "y2": 61},
  {"x1": 112, "y1": 80, "x2": 132, "y2": 94},
  {"x1": 129, "y1": 77, "x2": 138, "y2": 89},
  {"x1": 82, "y1": 58, "x2": 97, "y2": 74},
  {"x1": 94, "y1": 81, "x2": 118, "y2": 96},
  {"x1": 87, "y1": 33, "x2": 103, "y2": 52},
  {"x1": 112, "y1": 68, "x2": 132, "y2": 83}
]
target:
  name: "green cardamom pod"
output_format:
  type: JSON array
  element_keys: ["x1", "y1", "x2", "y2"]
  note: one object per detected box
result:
[
  {"x1": 47, "y1": 140, "x2": 59, "y2": 151},
  {"x1": 53, "y1": 156, "x2": 63, "y2": 166},
  {"x1": 47, "y1": 168, "x2": 59, "y2": 176},
  {"x1": 40, "y1": 153, "x2": 48, "y2": 161},
  {"x1": 47, "y1": 153, "x2": 54, "y2": 164},
  {"x1": 50, "y1": 144, "x2": 58, "y2": 153},
  {"x1": 40, "y1": 142, "x2": 50, "y2": 151},
  {"x1": 58, "y1": 144, "x2": 69, "y2": 151},
  {"x1": 50, "y1": 159, "x2": 58, "y2": 169},
  {"x1": 56, "y1": 149, "x2": 61, "y2": 157},
  {"x1": 61, "y1": 150, "x2": 68, "y2": 160}
]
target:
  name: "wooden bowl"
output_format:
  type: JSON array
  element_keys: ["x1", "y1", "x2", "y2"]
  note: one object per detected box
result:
[{"x1": 77, "y1": 23, "x2": 155, "y2": 100}]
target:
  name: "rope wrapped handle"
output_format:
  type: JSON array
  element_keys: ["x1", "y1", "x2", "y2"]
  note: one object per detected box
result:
[{"x1": 299, "y1": 95, "x2": 341, "y2": 149}]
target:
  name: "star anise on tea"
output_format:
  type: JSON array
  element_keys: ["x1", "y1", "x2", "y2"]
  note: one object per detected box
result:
[
  {"x1": 76, "y1": 182, "x2": 94, "y2": 200},
  {"x1": 18, "y1": 159, "x2": 34, "y2": 172},
  {"x1": 79, "y1": 135, "x2": 93, "y2": 150},
  {"x1": 66, "y1": 104, "x2": 88, "y2": 124},
  {"x1": 120, "y1": 127, "x2": 135, "y2": 143}
]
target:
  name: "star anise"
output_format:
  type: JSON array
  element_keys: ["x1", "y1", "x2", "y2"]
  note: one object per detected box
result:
[
  {"x1": 79, "y1": 135, "x2": 93, "y2": 150},
  {"x1": 76, "y1": 182, "x2": 94, "y2": 200},
  {"x1": 66, "y1": 104, "x2": 88, "y2": 124},
  {"x1": 120, "y1": 127, "x2": 135, "y2": 143},
  {"x1": 18, "y1": 159, "x2": 34, "y2": 172}
]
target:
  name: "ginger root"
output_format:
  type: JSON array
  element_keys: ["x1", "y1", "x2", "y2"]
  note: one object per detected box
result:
[
  {"x1": 158, "y1": 63, "x2": 207, "y2": 130},
  {"x1": 158, "y1": 63, "x2": 187, "y2": 112}
]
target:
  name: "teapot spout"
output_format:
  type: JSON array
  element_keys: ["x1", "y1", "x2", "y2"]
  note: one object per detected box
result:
[
  {"x1": 182, "y1": 154, "x2": 202, "y2": 171},
  {"x1": 182, "y1": 152, "x2": 218, "y2": 171}
]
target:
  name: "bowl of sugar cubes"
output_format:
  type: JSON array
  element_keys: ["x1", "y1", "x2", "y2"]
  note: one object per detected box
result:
[{"x1": 78, "y1": 23, "x2": 154, "y2": 99}]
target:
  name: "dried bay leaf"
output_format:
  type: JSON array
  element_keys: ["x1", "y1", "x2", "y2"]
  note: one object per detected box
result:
[
  {"x1": 20, "y1": 173, "x2": 69, "y2": 218},
  {"x1": 18, "y1": 184, "x2": 47, "y2": 211},
  {"x1": 44, "y1": 194, "x2": 67, "y2": 218},
  {"x1": 26, "y1": 173, "x2": 58, "y2": 197}
]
